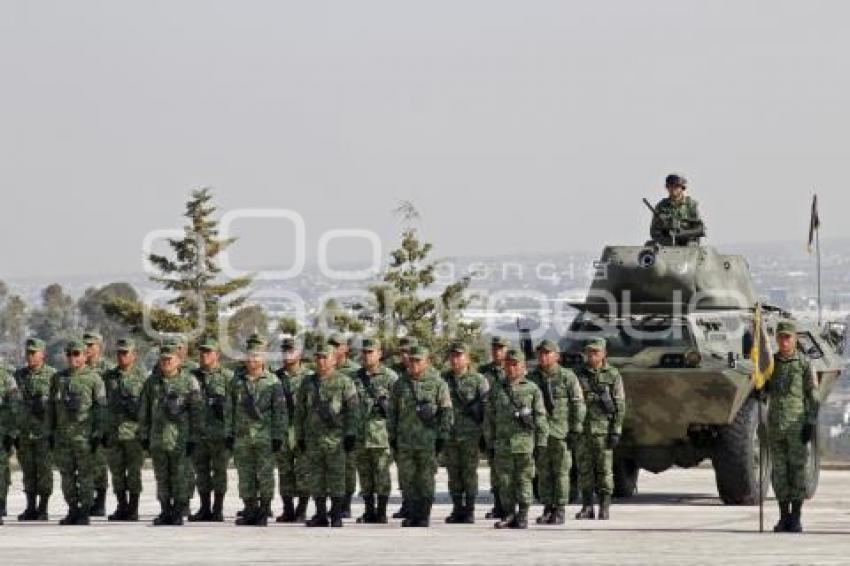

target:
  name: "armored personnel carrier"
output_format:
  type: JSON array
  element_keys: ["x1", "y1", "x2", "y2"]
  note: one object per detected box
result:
[{"x1": 556, "y1": 243, "x2": 845, "y2": 504}]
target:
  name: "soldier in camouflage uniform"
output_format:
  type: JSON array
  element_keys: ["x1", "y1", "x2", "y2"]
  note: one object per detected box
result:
[
  {"x1": 103, "y1": 338, "x2": 147, "y2": 521},
  {"x1": 574, "y1": 338, "x2": 626, "y2": 521},
  {"x1": 83, "y1": 331, "x2": 110, "y2": 517},
  {"x1": 169, "y1": 335, "x2": 200, "y2": 517},
  {"x1": 528, "y1": 339, "x2": 585, "y2": 525},
  {"x1": 485, "y1": 348, "x2": 548, "y2": 529},
  {"x1": 352, "y1": 338, "x2": 398, "y2": 524},
  {"x1": 443, "y1": 341, "x2": 488, "y2": 524},
  {"x1": 49, "y1": 339, "x2": 107, "y2": 526},
  {"x1": 329, "y1": 332, "x2": 361, "y2": 518},
  {"x1": 389, "y1": 336, "x2": 416, "y2": 520},
  {"x1": 139, "y1": 343, "x2": 201, "y2": 526},
  {"x1": 649, "y1": 173, "x2": 705, "y2": 246},
  {"x1": 767, "y1": 321, "x2": 819, "y2": 533},
  {"x1": 14, "y1": 337, "x2": 55, "y2": 521},
  {"x1": 0, "y1": 364, "x2": 20, "y2": 525},
  {"x1": 389, "y1": 346, "x2": 453, "y2": 528},
  {"x1": 226, "y1": 338, "x2": 287, "y2": 527},
  {"x1": 296, "y1": 343, "x2": 358, "y2": 528},
  {"x1": 188, "y1": 336, "x2": 232, "y2": 522},
  {"x1": 478, "y1": 335, "x2": 510, "y2": 520},
  {"x1": 274, "y1": 337, "x2": 310, "y2": 523}
]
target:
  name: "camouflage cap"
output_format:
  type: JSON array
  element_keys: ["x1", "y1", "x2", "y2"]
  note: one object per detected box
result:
[
  {"x1": 409, "y1": 345, "x2": 430, "y2": 360},
  {"x1": 162, "y1": 335, "x2": 183, "y2": 348},
  {"x1": 399, "y1": 336, "x2": 419, "y2": 351},
  {"x1": 536, "y1": 339, "x2": 560, "y2": 353},
  {"x1": 449, "y1": 341, "x2": 469, "y2": 354},
  {"x1": 328, "y1": 332, "x2": 349, "y2": 347},
  {"x1": 83, "y1": 331, "x2": 103, "y2": 345},
  {"x1": 490, "y1": 336, "x2": 510, "y2": 348},
  {"x1": 246, "y1": 333, "x2": 266, "y2": 348},
  {"x1": 314, "y1": 343, "x2": 336, "y2": 358},
  {"x1": 584, "y1": 337, "x2": 607, "y2": 351},
  {"x1": 361, "y1": 337, "x2": 381, "y2": 351},
  {"x1": 159, "y1": 343, "x2": 179, "y2": 357},
  {"x1": 665, "y1": 173, "x2": 687, "y2": 188},
  {"x1": 65, "y1": 339, "x2": 86, "y2": 354},
  {"x1": 776, "y1": 321, "x2": 797, "y2": 336},
  {"x1": 116, "y1": 337, "x2": 136, "y2": 352},
  {"x1": 280, "y1": 337, "x2": 299, "y2": 351},
  {"x1": 25, "y1": 337, "x2": 46, "y2": 352},
  {"x1": 505, "y1": 348, "x2": 525, "y2": 363},
  {"x1": 198, "y1": 336, "x2": 219, "y2": 351}
]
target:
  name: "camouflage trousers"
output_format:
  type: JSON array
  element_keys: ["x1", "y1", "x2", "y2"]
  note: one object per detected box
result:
[
  {"x1": 106, "y1": 439, "x2": 145, "y2": 495},
  {"x1": 0, "y1": 445, "x2": 9, "y2": 506},
  {"x1": 234, "y1": 439, "x2": 275, "y2": 500},
  {"x1": 396, "y1": 448, "x2": 438, "y2": 501},
  {"x1": 306, "y1": 443, "x2": 346, "y2": 498},
  {"x1": 18, "y1": 437, "x2": 53, "y2": 496},
  {"x1": 151, "y1": 447, "x2": 189, "y2": 504},
  {"x1": 537, "y1": 435, "x2": 571, "y2": 506},
  {"x1": 345, "y1": 450, "x2": 357, "y2": 495},
  {"x1": 769, "y1": 426, "x2": 808, "y2": 502},
  {"x1": 444, "y1": 438, "x2": 480, "y2": 500},
  {"x1": 356, "y1": 447, "x2": 392, "y2": 496},
  {"x1": 276, "y1": 448, "x2": 309, "y2": 498},
  {"x1": 494, "y1": 449, "x2": 535, "y2": 511},
  {"x1": 192, "y1": 438, "x2": 230, "y2": 495},
  {"x1": 577, "y1": 434, "x2": 613, "y2": 495},
  {"x1": 55, "y1": 438, "x2": 96, "y2": 509},
  {"x1": 92, "y1": 444, "x2": 108, "y2": 492}
]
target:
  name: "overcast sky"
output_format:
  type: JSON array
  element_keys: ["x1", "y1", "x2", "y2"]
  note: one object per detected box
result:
[{"x1": 1, "y1": 0, "x2": 848, "y2": 279}]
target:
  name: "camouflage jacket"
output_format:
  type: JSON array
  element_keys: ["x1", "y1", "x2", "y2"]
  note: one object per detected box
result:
[
  {"x1": 528, "y1": 364, "x2": 586, "y2": 439},
  {"x1": 0, "y1": 369, "x2": 21, "y2": 442},
  {"x1": 478, "y1": 361, "x2": 506, "y2": 389},
  {"x1": 443, "y1": 369, "x2": 489, "y2": 444},
  {"x1": 14, "y1": 364, "x2": 56, "y2": 440},
  {"x1": 485, "y1": 375, "x2": 548, "y2": 454},
  {"x1": 353, "y1": 364, "x2": 398, "y2": 449},
  {"x1": 767, "y1": 352, "x2": 818, "y2": 432},
  {"x1": 192, "y1": 365, "x2": 233, "y2": 442},
  {"x1": 49, "y1": 367, "x2": 106, "y2": 443},
  {"x1": 295, "y1": 370, "x2": 358, "y2": 448},
  {"x1": 275, "y1": 365, "x2": 308, "y2": 450},
  {"x1": 103, "y1": 364, "x2": 147, "y2": 442},
  {"x1": 226, "y1": 370, "x2": 286, "y2": 445},
  {"x1": 650, "y1": 195, "x2": 704, "y2": 244},
  {"x1": 338, "y1": 358, "x2": 362, "y2": 379},
  {"x1": 575, "y1": 363, "x2": 626, "y2": 436},
  {"x1": 389, "y1": 368, "x2": 453, "y2": 451},
  {"x1": 139, "y1": 370, "x2": 201, "y2": 451}
]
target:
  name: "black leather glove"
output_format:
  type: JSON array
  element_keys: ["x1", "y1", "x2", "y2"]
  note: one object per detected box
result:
[
  {"x1": 489, "y1": 448, "x2": 495, "y2": 461},
  {"x1": 90, "y1": 437, "x2": 100, "y2": 454},
  {"x1": 2, "y1": 436, "x2": 13, "y2": 452},
  {"x1": 272, "y1": 438, "x2": 283, "y2": 453},
  {"x1": 343, "y1": 435, "x2": 356, "y2": 453},
  {"x1": 435, "y1": 438, "x2": 444, "y2": 455},
  {"x1": 225, "y1": 436, "x2": 235, "y2": 451},
  {"x1": 47, "y1": 434, "x2": 55, "y2": 450},
  {"x1": 801, "y1": 423, "x2": 815, "y2": 444},
  {"x1": 606, "y1": 433, "x2": 620, "y2": 449},
  {"x1": 389, "y1": 439, "x2": 397, "y2": 452},
  {"x1": 101, "y1": 436, "x2": 111, "y2": 449},
  {"x1": 478, "y1": 436, "x2": 487, "y2": 453},
  {"x1": 13, "y1": 436, "x2": 20, "y2": 451},
  {"x1": 297, "y1": 438, "x2": 307, "y2": 453},
  {"x1": 140, "y1": 438, "x2": 150, "y2": 451},
  {"x1": 186, "y1": 441, "x2": 196, "y2": 457}
]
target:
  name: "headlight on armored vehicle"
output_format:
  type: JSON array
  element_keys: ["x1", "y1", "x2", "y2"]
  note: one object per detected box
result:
[{"x1": 684, "y1": 350, "x2": 702, "y2": 367}]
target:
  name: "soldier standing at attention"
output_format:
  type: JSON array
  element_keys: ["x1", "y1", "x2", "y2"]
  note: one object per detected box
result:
[
  {"x1": 478, "y1": 336, "x2": 510, "y2": 520},
  {"x1": 168, "y1": 334, "x2": 199, "y2": 518},
  {"x1": 296, "y1": 343, "x2": 358, "y2": 528},
  {"x1": 227, "y1": 337, "x2": 286, "y2": 527},
  {"x1": 188, "y1": 336, "x2": 232, "y2": 522},
  {"x1": 102, "y1": 338, "x2": 147, "y2": 521},
  {"x1": 528, "y1": 339, "x2": 585, "y2": 525},
  {"x1": 14, "y1": 338, "x2": 55, "y2": 521},
  {"x1": 352, "y1": 338, "x2": 398, "y2": 524},
  {"x1": 139, "y1": 343, "x2": 201, "y2": 526},
  {"x1": 649, "y1": 173, "x2": 706, "y2": 246},
  {"x1": 83, "y1": 331, "x2": 110, "y2": 517},
  {"x1": 0, "y1": 363, "x2": 20, "y2": 525},
  {"x1": 442, "y1": 341, "x2": 488, "y2": 524},
  {"x1": 389, "y1": 335, "x2": 416, "y2": 520},
  {"x1": 574, "y1": 338, "x2": 626, "y2": 521},
  {"x1": 767, "y1": 321, "x2": 818, "y2": 533},
  {"x1": 485, "y1": 348, "x2": 547, "y2": 530},
  {"x1": 274, "y1": 337, "x2": 310, "y2": 523},
  {"x1": 329, "y1": 332, "x2": 361, "y2": 518},
  {"x1": 49, "y1": 339, "x2": 106, "y2": 526},
  {"x1": 389, "y1": 346, "x2": 453, "y2": 528}
]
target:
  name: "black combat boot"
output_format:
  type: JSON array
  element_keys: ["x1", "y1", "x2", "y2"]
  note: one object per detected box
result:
[
  {"x1": 536, "y1": 504, "x2": 553, "y2": 525},
  {"x1": 126, "y1": 493, "x2": 140, "y2": 521},
  {"x1": 153, "y1": 500, "x2": 171, "y2": 526},
  {"x1": 59, "y1": 504, "x2": 79, "y2": 526},
  {"x1": 108, "y1": 491, "x2": 128, "y2": 521},
  {"x1": 787, "y1": 500, "x2": 803, "y2": 533},
  {"x1": 575, "y1": 491, "x2": 595, "y2": 520},
  {"x1": 550, "y1": 505, "x2": 566, "y2": 525},
  {"x1": 514, "y1": 505, "x2": 529, "y2": 529},
  {"x1": 341, "y1": 493, "x2": 352, "y2": 519},
  {"x1": 485, "y1": 489, "x2": 502, "y2": 520},
  {"x1": 75, "y1": 507, "x2": 91, "y2": 526},
  {"x1": 494, "y1": 505, "x2": 516, "y2": 529},
  {"x1": 376, "y1": 495, "x2": 389, "y2": 524},
  {"x1": 445, "y1": 495, "x2": 465, "y2": 524},
  {"x1": 401, "y1": 500, "x2": 419, "y2": 528},
  {"x1": 330, "y1": 497, "x2": 344, "y2": 527},
  {"x1": 419, "y1": 499, "x2": 432, "y2": 527},
  {"x1": 0, "y1": 499, "x2": 6, "y2": 517},
  {"x1": 189, "y1": 491, "x2": 211, "y2": 522},
  {"x1": 90, "y1": 489, "x2": 106, "y2": 517},
  {"x1": 255, "y1": 499, "x2": 270, "y2": 527},
  {"x1": 357, "y1": 494, "x2": 376, "y2": 524},
  {"x1": 597, "y1": 494, "x2": 611, "y2": 520},
  {"x1": 294, "y1": 496, "x2": 309, "y2": 522},
  {"x1": 462, "y1": 494, "x2": 476, "y2": 524},
  {"x1": 35, "y1": 494, "x2": 50, "y2": 521},
  {"x1": 392, "y1": 498, "x2": 410, "y2": 519},
  {"x1": 773, "y1": 500, "x2": 790, "y2": 532},
  {"x1": 18, "y1": 491, "x2": 37, "y2": 521},
  {"x1": 236, "y1": 498, "x2": 257, "y2": 526},
  {"x1": 170, "y1": 500, "x2": 185, "y2": 525},
  {"x1": 306, "y1": 497, "x2": 329, "y2": 527},
  {"x1": 277, "y1": 496, "x2": 296, "y2": 523}
]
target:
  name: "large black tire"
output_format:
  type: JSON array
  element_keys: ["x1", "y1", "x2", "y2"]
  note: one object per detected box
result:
[
  {"x1": 712, "y1": 397, "x2": 771, "y2": 505},
  {"x1": 804, "y1": 424, "x2": 821, "y2": 499},
  {"x1": 613, "y1": 457, "x2": 639, "y2": 499}
]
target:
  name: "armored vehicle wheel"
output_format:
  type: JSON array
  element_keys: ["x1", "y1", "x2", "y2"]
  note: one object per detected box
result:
[
  {"x1": 613, "y1": 457, "x2": 639, "y2": 498},
  {"x1": 804, "y1": 423, "x2": 821, "y2": 499},
  {"x1": 712, "y1": 397, "x2": 770, "y2": 505}
]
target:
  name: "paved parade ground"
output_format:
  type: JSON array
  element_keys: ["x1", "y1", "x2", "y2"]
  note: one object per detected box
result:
[{"x1": 2, "y1": 466, "x2": 850, "y2": 565}]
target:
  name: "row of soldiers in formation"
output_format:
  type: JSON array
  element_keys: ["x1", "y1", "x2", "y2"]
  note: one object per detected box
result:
[{"x1": 0, "y1": 330, "x2": 626, "y2": 529}]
